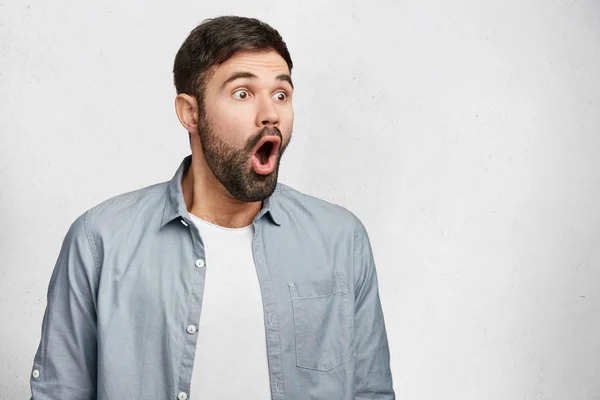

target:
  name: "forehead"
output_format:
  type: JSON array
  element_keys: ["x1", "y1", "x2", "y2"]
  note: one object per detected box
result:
[{"x1": 212, "y1": 50, "x2": 290, "y2": 80}]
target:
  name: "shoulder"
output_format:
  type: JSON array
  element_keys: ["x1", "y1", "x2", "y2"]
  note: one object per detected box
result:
[
  {"x1": 75, "y1": 181, "x2": 169, "y2": 239},
  {"x1": 87, "y1": 181, "x2": 167, "y2": 216},
  {"x1": 274, "y1": 182, "x2": 366, "y2": 238}
]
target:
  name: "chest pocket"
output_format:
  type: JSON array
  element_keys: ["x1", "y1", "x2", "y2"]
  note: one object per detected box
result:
[{"x1": 287, "y1": 272, "x2": 356, "y2": 371}]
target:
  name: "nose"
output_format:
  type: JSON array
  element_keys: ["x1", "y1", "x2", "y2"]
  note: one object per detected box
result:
[{"x1": 256, "y1": 94, "x2": 280, "y2": 128}]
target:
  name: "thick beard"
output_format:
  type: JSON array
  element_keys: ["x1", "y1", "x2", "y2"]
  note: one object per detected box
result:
[{"x1": 196, "y1": 111, "x2": 285, "y2": 203}]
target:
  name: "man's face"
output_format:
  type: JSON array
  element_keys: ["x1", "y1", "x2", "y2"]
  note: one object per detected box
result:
[{"x1": 196, "y1": 49, "x2": 294, "y2": 203}]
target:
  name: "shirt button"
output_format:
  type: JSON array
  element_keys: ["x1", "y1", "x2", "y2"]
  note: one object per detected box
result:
[
  {"x1": 32, "y1": 369, "x2": 40, "y2": 379},
  {"x1": 186, "y1": 325, "x2": 197, "y2": 334},
  {"x1": 195, "y1": 259, "x2": 205, "y2": 268},
  {"x1": 177, "y1": 392, "x2": 188, "y2": 400}
]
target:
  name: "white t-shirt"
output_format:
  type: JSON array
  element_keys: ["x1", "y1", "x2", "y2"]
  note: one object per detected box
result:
[{"x1": 188, "y1": 213, "x2": 271, "y2": 399}]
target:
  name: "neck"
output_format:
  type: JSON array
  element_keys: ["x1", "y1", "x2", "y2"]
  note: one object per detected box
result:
[{"x1": 181, "y1": 158, "x2": 262, "y2": 229}]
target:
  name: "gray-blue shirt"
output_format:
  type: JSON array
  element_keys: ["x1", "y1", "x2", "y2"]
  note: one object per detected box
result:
[{"x1": 30, "y1": 154, "x2": 395, "y2": 399}]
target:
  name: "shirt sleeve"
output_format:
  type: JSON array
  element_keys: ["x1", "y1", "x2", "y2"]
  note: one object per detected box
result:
[
  {"x1": 353, "y1": 219, "x2": 396, "y2": 399},
  {"x1": 30, "y1": 211, "x2": 99, "y2": 399}
]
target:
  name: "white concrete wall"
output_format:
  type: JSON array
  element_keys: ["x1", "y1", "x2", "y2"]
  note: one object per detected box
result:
[{"x1": 1, "y1": 0, "x2": 599, "y2": 398}]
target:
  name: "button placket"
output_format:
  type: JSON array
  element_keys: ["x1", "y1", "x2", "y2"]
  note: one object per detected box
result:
[{"x1": 175, "y1": 217, "x2": 206, "y2": 400}]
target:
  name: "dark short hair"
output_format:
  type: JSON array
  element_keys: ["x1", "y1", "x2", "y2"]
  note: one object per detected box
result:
[{"x1": 173, "y1": 16, "x2": 294, "y2": 142}]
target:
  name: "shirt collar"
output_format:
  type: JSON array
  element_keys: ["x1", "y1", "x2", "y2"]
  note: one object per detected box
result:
[{"x1": 160, "y1": 154, "x2": 283, "y2": 228}]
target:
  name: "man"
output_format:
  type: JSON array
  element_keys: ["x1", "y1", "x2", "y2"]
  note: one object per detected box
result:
[{"x1": 30, "y1": 15, "x2": 395, "y2": 399}]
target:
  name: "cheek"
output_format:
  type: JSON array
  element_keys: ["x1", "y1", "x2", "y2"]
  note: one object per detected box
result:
[
  {"x1": 282, "y1": 106, "x2": 294, "y2": 133},
  {"x1": 206, "y1": 101, "x2": 249, "y2": 138},
  {"x1": 211, "y1": 119, "x2": 241, "y2": 141}
]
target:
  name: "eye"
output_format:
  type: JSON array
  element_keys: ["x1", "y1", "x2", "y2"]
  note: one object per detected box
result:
[
  {"x1": 232, "y1": 89, "x2": 249, "y2": 100},
  {"x1": 272, "y1": 91, "x2": 288, "y2": 101}
]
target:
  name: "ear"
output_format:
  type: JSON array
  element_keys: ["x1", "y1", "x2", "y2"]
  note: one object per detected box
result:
[{"x1": 175, "y1": 94, "x2": 199, "y2": 134}]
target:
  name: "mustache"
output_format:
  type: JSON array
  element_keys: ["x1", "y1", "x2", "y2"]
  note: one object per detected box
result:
[{"x1": 249, "y1": 126, "x2": 282, "y2": 150}]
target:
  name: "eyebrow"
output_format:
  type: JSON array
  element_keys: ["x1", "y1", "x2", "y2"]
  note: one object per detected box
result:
[{"x1": 220, "y1": 71, "x2": 294, "y2": 90}]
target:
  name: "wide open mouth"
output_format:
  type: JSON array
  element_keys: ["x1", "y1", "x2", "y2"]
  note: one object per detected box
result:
[{"x1": 253, "y1": 137, "x2": 280, "y2": 165}]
